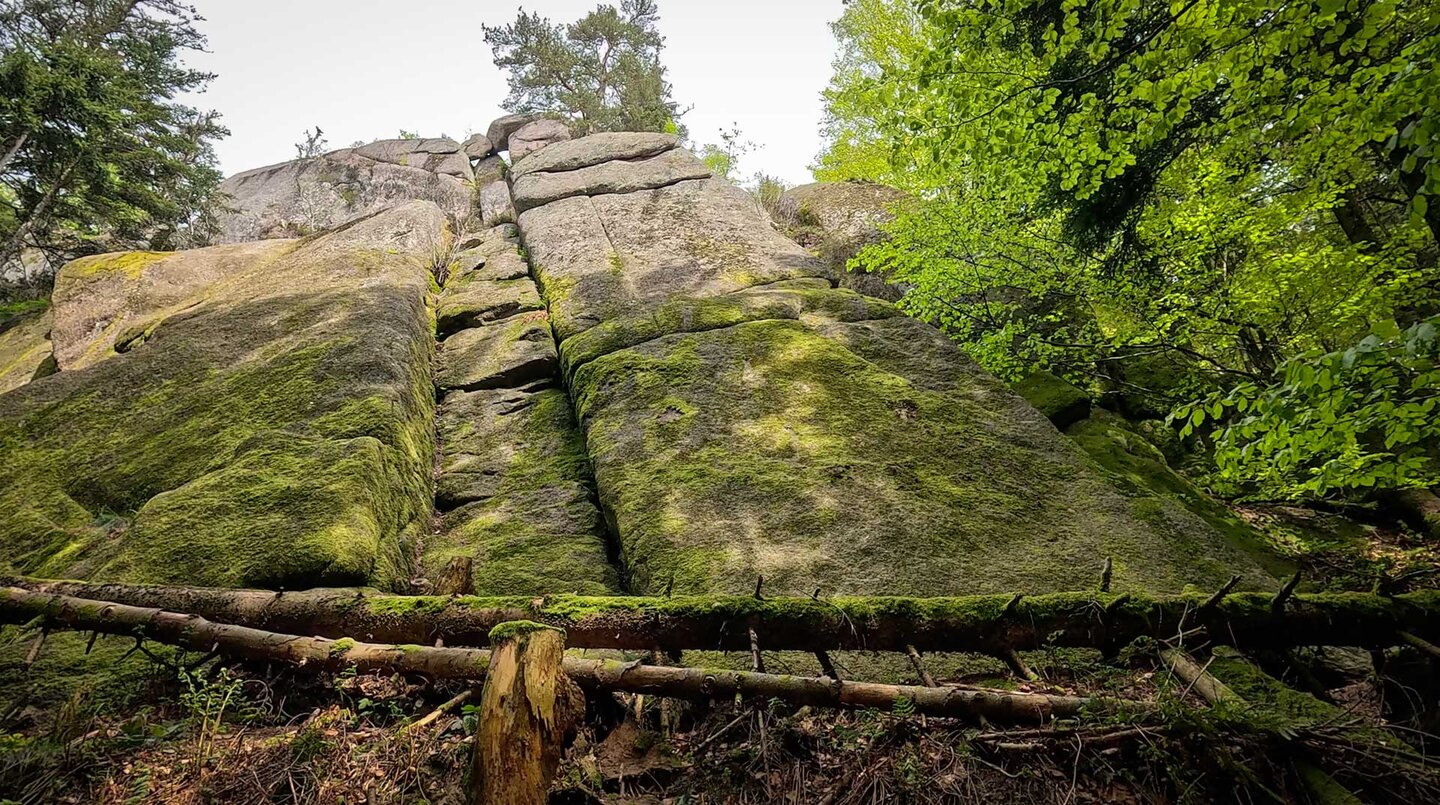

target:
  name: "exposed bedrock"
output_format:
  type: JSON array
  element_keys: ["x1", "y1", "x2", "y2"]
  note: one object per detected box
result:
[
  {"x1": 426, "y1": 224, "x2": 618, "y2": 595},
  {"x1": 216, "y1": 137, "x2": 477, "y2": 243},
  {"x1": 0, "y1": 202, "x2": 447, "y2": 590},
  {"x1": 513, "y1": 132, "x2": 1283, "y2": 597}
]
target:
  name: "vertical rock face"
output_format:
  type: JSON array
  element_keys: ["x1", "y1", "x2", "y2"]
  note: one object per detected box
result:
[
  {"x1": 426, "y1": 225, "x2": 619, "y2": 595},
  {"x1": 513, "y1": 133, "x2": 1281, "y2": 596},
  {"x1": 0, "y1": 202, "x2": 446, "y2": 590}
]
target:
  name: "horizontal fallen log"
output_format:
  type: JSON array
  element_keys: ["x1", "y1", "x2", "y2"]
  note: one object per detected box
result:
[
  {"x1": 6, "y1": 577, "x2": 1438, "y2": 654},
  {"x1": 0, "y1": 587, "x2": 1139, "y2": 724}
]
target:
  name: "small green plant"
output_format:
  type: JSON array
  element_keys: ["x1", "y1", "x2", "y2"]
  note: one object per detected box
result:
[{"x1": 178, "y1": 667, "x2": 249, "y2": 765}]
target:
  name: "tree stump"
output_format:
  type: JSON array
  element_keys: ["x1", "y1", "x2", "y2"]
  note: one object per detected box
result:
[
  {"x1": 471, "y1": 621, "x2": 582, "y2": 805},
  {"x1": 435, "y1": 556, "x2": 475, "y2": 596}
]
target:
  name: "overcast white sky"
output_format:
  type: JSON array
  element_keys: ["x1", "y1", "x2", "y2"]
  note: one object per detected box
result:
[{"x1": 184, "y1": 0, "x2": 844, "y2": 186}]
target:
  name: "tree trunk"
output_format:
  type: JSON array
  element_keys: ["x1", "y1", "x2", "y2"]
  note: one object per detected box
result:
[
  {"x1": 0, "y1": 586, "x2": 1143, "y2": 724},
  {"x1": 2, "y1": 158, "x2": 77, "y2": 267},
  {"x1": 1332, "y1": 189, "x2": 1380, "y2": 253},
  {"x1": 472, "y1": 623, "x2": 581, "y2": 805},
  {"x1": 0, "y1": 131, "x2": 27, "y2": 175},
  {"x1": 1383, "y1": 487, "x2": 1440, "y2": 539},
  {"x1": 8, "y1": 578, "x2": 1438, "y2": 655}
]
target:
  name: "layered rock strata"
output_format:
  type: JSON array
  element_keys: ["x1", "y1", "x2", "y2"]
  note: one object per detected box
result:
[
  {"x1": 0, "y1": 203, "x2": 446, "y2": 589},
  {"x1": 509, "y1": 133, "x2": 1281, "y2": 596},
  {"x1": 426, "y1": 225, "x2": 618, "y2": 595}
]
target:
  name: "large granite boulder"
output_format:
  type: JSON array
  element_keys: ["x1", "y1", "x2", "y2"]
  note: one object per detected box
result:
[
  {"x1": 485, "y1": 113, "x2": 538, "y2": 153},
  {"x1": 216, "y1": 138, "x2": 474, "y2": 243},
  {"x1": 776, "y1": 181, "x2": 909, "y2": 301},
  {"x1": 512, "y1": 132, "x2": 1283, "y2": 596},
  {"x1": 0, "y1": 303, "x2": 53, "y2": 394},
  {"x1": 0, "y1": 202, "x2": 446, "y2": 589},
  {"x1": 508, "y1": 118, "x2": 572, "y2": 161}
]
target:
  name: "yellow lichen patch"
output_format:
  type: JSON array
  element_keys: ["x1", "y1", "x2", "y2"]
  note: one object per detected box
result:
[{"x1": 60, "y1": 250, "x2": 171, "y2": 281}]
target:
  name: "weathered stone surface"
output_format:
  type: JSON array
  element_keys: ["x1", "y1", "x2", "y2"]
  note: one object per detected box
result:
[
  {"x1": 776, "y1": 181, "x2": 909, "y2": 301},
  {"x1": 557, "y1": 278, "x2": 895, "y2": 378},
  {"x1": 216, "y1": 145, "x2": 473, "y2": 242},
  {"x1": 435, "y1": 483, "x2": 617, "y2": 595},
  {"x1": 48, "y1": 240, "x2": 295, "y2": 369},
  {"x1": 486, "y1": 113, "x2": 538, "y2": 152},
  {"x1": 511, "y1": 132, "x2": 678, "y2": 178},
  {"x1": 430, "y1": 387, "x2": 615, "y2": 598},
  {"x1": 480, "y1": 180, "x2": 516, "y2": 227},
  {"x1": 511, "y1": 147, "x2": 711, "y2": 214},
  {"x1": 447, "y1": 247, "x2": 531, "y2": 285},
  {"x1": 509, "y1": 118, "x2": 572, "y2": 161},
  {"x1": 1015, "y1": 370, "x2": 1092, "y2": 429},
  {"x1": 0, "y1": 202, "x2": 446, "y2": 589},
  {"x1": 571, "y1": 312, "x2": 1281, "y2": 596},
  {"x1": 472, "y1": 154, "x2": 505, "y2": 186},
  {"x1": 435, "y1": 314, "x2": 557, "y2": 392},
  {"x1": 436, "y1": 277, "x2": 543, "y2": 337},
  {"x1": 462, "y1": 133, "x2": 495, "y2": 159},
  {"x1": 0, "y1": 305, "x2": 52, "y2": 394},
  {"x1": 353, "y1": 137, "x2": 471, "y2": 178},
  {"x1": 520, "y1": 177, "x2": 830, "y2": 342}
]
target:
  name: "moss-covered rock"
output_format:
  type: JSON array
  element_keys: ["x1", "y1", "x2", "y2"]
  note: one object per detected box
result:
[
  {"x1": 0, "y1": 202, "x2": 445, "y2": 590},
  {"x1": 1064, "y1": 411, "x2": 1292, "y2": 578},
  {"x1": 0, "y1": 305, "x2": 52, "y2": 395},
  {"x1": 429, "y1": 386, "x2": 618, "y2": 595},
  {"x1": 1013, "y1": 370, "x2": 1092, "y2": 428},
  {"x1": 519, "y1": 178, "x2": 831, "y2": 343},
  {"x1": 435, "y1": 313, "x2": 557, "y2": 392},
  {"x1": 435, "y1": 277, "x2": 543, "y2": 337},
  {"x1": 572, "y1": 313, "x2": 1280, "y2": 596}
]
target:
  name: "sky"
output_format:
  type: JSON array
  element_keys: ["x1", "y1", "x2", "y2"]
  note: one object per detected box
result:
[{"x1": 184, "y1": 0, "x2": 845, "y2": 186}]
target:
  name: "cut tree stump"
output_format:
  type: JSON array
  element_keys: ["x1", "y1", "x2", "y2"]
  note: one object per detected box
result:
[{"x1": 472, "y1": 621, "x2": 582, "y2": 805}]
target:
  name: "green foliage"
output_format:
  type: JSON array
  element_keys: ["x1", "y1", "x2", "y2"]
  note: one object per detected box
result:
[
  {"x1": 0, "y1": 0, "x2": 228, "y2": 284},
  {"x1": 696, "y1": 125, "x2": 752, "y2": 183},
  {"x1": 815, "y1": 0, "x2": 1440, "y2": 505},
  {"x1": 1176, "y1": 318, "x2": 1440, "y2": 500},
  {"x1": 483, "y1": 0, "x2": 685, "y2": 137}
]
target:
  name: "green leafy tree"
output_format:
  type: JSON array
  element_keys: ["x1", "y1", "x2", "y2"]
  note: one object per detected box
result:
[
  {"x1": 483, "y1": 0, "x2": 685, "y2": 137},
  {"x1": 818, "y1": 0, "x2": 1437, "y2": 390},
  {"x1": 1177, "y1": 318, "x2": 1440, "y2": 501},
  {"x1": 696, "y1": 125, "x2": 752, "y2": 183},
  {"x1": 0, "y1": 0, "x2": 226, "y2": 283}
]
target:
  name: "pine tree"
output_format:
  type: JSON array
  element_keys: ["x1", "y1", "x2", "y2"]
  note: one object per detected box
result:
[{"x1": 483, "y1": 0, "x2": 684, "y2": 137}]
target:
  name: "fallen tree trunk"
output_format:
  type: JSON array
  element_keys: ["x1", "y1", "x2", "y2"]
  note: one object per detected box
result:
[
  {"x1": 0, "y1": 587, "x2": 1141, "y2": 724},
  {"x1": 6, "y1": 578, "x2": 1437, "y2": 654}
]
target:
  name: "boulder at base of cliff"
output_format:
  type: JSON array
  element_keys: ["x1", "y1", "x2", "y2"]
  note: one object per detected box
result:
[{"x1": 776, "y1": 180, "x2": 909, "y2": 301}]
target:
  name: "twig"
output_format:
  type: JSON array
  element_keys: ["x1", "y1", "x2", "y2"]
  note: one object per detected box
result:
[
  {"x1": 1200, "y1": 576, "x2": 1242, "y2": 613},
  {"x1": 1399, "y1": 631, "x2": 1440, "y2": 661},
  {"x1": 906, "y1": 644, "x2": 938, "y2": 687},
  {"x1": 24, "y1": 628, "x2": 46, "y2": 665},
  {"x1": 1270, "y1": 572, "x2": 1301, "y2": 615},
  {"x1": 1099, "y1": 558, "x2": 1113, "y2": 593},
  {"x1": 401, "y1": 688, "x2": 473, "y2": 734}
]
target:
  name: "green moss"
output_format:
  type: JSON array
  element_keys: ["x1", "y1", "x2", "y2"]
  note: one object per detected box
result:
[
  {"x1": 488, "y1": 620, "x2": 564, "y2": 643},
  {"x1": 0, "y1": 283, "x2": 435, "y2": 590},
  {"x1": 59, "y1": 251, "x2": 169, "y2": 281},
  {"x1": 558, "y1": 282, "x2": 895, "y2": 379},
  {"x1": 1013, "y1": 371, "x2": 1091, "y2": 427},
  {"x1": 329, "y1": 638, "x2": 357, "y2": 655},
  {"x1": 0, "y1": 630, "x2": 170, "y2": 712},
  {"x1": 1065, "y1": 411, "x2": 1293, "y2": 578},
  {"x1": 572, "y1": 317, "x2": 1278, "y2": 596},
  {"x1": 0, "y1": 298, "x2": 49, "y2": 330}
]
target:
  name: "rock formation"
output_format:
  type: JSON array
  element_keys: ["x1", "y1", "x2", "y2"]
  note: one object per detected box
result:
[
  {"x1": 0, "y1": 120, "x2": 1284, "y2": 601},
  {"x1": 215, "y1": 137, "x2": 476, "y2": 242}
]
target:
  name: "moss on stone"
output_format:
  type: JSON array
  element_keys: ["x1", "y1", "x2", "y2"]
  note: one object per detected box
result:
[
  {"x1": 1013, "y1": 371, "x2": 1091, "y2": 428},
  {"x1": 59, "y1": 251, "x2": 169, "y2": 281},
  {"x1": 0, "y1": 247, "x2": 437, "y2": 590},
  {"x1": 428, "y1": 386, "x2": 620, "y2": 595},
  {"x1": 572, "y1": 318, "x2": 1280, "y2": 596},
  {"x1": 1065, "y1": 411, "x2": 1293, "y2": 579}
]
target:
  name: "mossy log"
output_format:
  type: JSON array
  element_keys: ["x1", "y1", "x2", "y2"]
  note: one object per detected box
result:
[
  {"x1": 8, "y1": 578, "x2": 1439, "y2": 653},
  {"x1": 0, "y1": 587, "x2": 1139, "y2": 724},
  {"x1": 472, "y1": 622, "x2": 580, "y2": 805}
]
